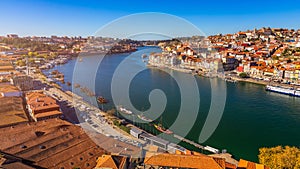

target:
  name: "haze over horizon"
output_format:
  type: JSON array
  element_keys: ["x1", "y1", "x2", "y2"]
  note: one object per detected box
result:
[{"x1": 0, "y1": 0, "x2": 300, "y2": 37}]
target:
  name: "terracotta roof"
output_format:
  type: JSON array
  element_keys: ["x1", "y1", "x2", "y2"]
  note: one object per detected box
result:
[
  {"x1": 34, "y1": 110, "x2": 62, "y2": 118},
  {"x1": 209, "y1": 153, "x2": 238, "y2": 166},
  {"x1": 0, "y1": 97, "x2": 28, "y2": 127},
  {"x1": 0, "y1": 65, "x2": 14, "y2": 70},
  {"x1": 95, "y1": 155, "x2": 127, "y2": 169},
  {"x1": 26, "y1": 92, "x2": 60, "y2": 112},
  {"x1": 95, "y1": 155, "x2": 118, "y2": 169},
  {"x1": 0, "y1": 118, "x2": 107, "y2": 169},
  {"x1": 0, "y1": 84, "x2": 20, "y2": 94},
  {"x1": 144, "y1": 153, "x2": 225, "y2": 169},
  {"x1": 237, "y1": 159, "x2": 269, "y2": 169}
]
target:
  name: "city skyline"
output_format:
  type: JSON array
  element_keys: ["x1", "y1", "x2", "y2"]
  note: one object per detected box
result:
[
  {"x1": 0, "y1": 0, "x2": 300, "y2": 37},
  {"x1": 1, "y1": 1, "x2": 300, "y2": 167}
]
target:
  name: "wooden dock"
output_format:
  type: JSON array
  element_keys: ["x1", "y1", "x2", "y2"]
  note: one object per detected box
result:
[{"x1": 174, "y1": 134, "x2": 204, "y2": 149}]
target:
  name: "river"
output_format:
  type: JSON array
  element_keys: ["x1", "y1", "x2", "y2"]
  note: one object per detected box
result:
[{"x1": 44, "y1": 46, "x2": 300, "y2": 162}]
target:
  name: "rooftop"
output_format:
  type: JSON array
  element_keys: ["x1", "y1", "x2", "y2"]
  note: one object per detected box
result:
[
  {"x1": 34, "y1": 110, "x2": 62, "y2": 119},
  {"x1": 0, "y1": 84, "x2": 20, "y2": 95},
  {"x1": 144, "y1": 152, "x2": 225, "y2": 169},
  {"x1": 0, "y1": 118, "x2": 107, "y2": 169},
  {"x1": 26, "y1": 92, "x2": 60, "y2": 112},
  {"x1": 237, "y1": 159, "x2": 270, "y2": 169},
  {"x1": 95, "y1": 155, "x2": 127, "y2": 169},
  {"x1": 0, "y1": 97, "x2": 28, "y2": 127}
]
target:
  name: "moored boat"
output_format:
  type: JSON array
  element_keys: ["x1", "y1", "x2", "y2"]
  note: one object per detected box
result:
[
  {"x1": 141, "y1": 54, "x2": 147, "y2": 58},
  {"x1": 137, "y1": 114, "x2": 152, "y2": 122},
  {"x1": 97, "y1": 96, "x2": 108, "y2": 104},
  {"x1": 153, "y1": 124, "x2": 173, "y2": 135},
  {"x1": 74, "y1": 83, "x2": 80, "y2": 88},
  {"x1": 117, "y1": 106, "x2": 133, "y2": 115},
  {"x1": 266, "y1": 85, "x2": 300, "y2": 97}
]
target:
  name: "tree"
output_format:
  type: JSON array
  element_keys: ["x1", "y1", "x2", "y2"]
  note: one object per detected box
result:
[
  {"x1": 272, "y1": 55, "x2": 279, "y2": 60},
  {"x1": 106, "y1": 109, "x2": 116, "y2": 116},
  {"x1": 259, "y1": 146, "x2": 300, "y2": 169},
  {"x1": 239, "y1": 72, "x2": 248, "y2": 78},
  {"x1": 28, "y1": 51, "x2": 37, "y2": 57},
  {"x1": 28, "y1": 58, "x2": 35, "y2": 64},
  {"x1": 16, "y1": 60, "x2": 26, "y2": 66}
]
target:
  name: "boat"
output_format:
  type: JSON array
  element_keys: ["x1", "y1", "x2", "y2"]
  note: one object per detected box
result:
[
  {"x1": 117, "y1": 106, "x2": 133, "y2": 115},
  {"x1": 225, "y1": 77, "x2": 237, "y2": 83},
  {"x1": 225, "y1": 79, "x2": 237, "y2": 83},
  {"x1": 74, "y1": 83, "x2": 80, "y2": 88},
  {"x1": 204, "y1": 146, "x2": 220, "y2": 154},
  {"x1": 97, "y1": 96, "x2": 108, "y2": 104},
  {"x1": 266, "y1": 85, "x2": 300, "y2": 97},
  {"x1": 154, "y1": 124, "x2": 173, "y2": 135},
  {"x1": 137, "y1": 114, "x2": 152, "y2": 122},
  {"x1": 141, "y1": 54, "x2": 147, "y2": 58}
]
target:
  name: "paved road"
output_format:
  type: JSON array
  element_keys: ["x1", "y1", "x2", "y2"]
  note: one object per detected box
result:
[{"x1": 44, "y1": 87, "x2": 144, "y2": 147}]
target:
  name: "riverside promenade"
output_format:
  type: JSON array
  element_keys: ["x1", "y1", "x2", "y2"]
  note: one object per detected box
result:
[
  {"x1": 45, "y1": 87, "x2": 144, "y2": 145},
  {"x1": 31, "y1": 73, "x2": 145, "y2": 148}
]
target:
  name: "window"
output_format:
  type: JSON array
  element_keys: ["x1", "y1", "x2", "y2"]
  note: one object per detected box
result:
[
  {"x1": 39, "y1": 145, "x2": 46, "y2": 149},
  {"x1": 20, "y1": 145, "x2": 27, "y2": 149}
]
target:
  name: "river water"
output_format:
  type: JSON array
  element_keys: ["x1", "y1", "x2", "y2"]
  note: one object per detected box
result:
[{"x1": 44, "y1": 46, "x2": 300, "y2": 162}]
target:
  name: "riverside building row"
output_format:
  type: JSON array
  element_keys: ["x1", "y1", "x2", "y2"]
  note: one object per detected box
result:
[{"x1": 149, "y1": 28, "x2": 300, "y2": 83}]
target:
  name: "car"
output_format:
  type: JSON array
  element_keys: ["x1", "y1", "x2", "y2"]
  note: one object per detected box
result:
[
  {"x1": 86, "y1": 119, "x2": 93, "y2": 124},
  {"x1": 92, "y1": 124, "x2": 99, "y2": 128}
]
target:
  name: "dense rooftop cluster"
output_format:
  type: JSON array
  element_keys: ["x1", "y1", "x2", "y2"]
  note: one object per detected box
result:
[{"x1": 150, "y1": 28, "x2": 300, "y2": 84}]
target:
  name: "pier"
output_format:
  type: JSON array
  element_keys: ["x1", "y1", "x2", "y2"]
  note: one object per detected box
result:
[
  {"x1": 174, "y1": 134, "x2": 204, "y2": 149},
  {"x1": 173, "y1": 134, "x2": 221, "y2": 154}
]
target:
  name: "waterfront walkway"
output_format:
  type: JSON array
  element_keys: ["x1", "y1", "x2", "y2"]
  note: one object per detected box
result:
[
  {"x1": 174, "y1": 134, "x2": 204, "y2": 149},
  {"x1": 44, "y1": 87, "x2": 144, "y2": 147}
]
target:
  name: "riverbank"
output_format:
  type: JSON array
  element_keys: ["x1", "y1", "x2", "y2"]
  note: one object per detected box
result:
[
  {"x1": 147, "y1": 64, "x2": 193, "y2": 73},
  {"x1": 231, "y1": 76, "x2": 268, "y2": 86},
  {"x1": 147, "y1": 61, "x2": 300, "y2": 92}
]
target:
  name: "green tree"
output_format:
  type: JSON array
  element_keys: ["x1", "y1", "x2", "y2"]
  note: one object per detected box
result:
[
  {"x1": 259, "y1": 146, "x2": 300, "y2": 169},
  {"x1": 239, "y1": 72, "x2": 248, "y2": 78}
]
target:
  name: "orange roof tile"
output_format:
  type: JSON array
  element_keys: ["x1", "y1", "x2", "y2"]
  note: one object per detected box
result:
[
  {"x1": 26, "y1": 92, "x2": 60, "y2": 112},
  {"x1": 144, "y1": 153, "x2": 225, "y2": 169},
  {"x1": 0, "y1": 84, "x2": 20, "y2": 94},
  {"x1": 237, "y1": 159, "x2": 269, "y2": 169},
  {"x1": 95, "y1": 155, "x2": 118, "y2": 169},
  {"x1": 0, "y1": 97, "x2": 28, "y2": 127},
  {"x1": 35, "y1": 110, "x2": 62, "y2": 118}
]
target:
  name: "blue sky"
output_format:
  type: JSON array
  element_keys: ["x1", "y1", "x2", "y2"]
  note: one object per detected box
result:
[{"x1": 0, "y1": 0, "x2": 300, "y2": 37}]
